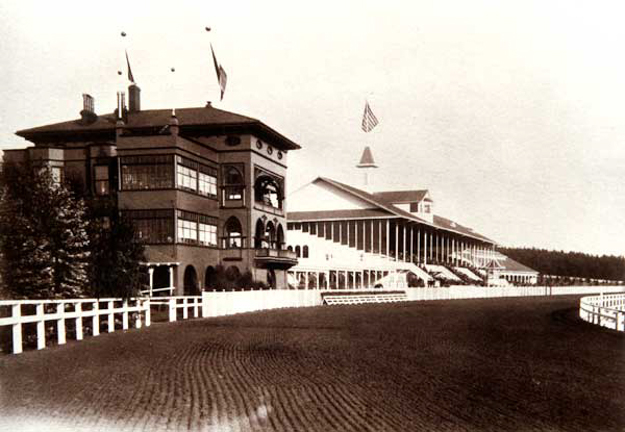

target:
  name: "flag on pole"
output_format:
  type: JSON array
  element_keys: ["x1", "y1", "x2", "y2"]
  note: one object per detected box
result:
[
  {"x1": 361, "y1": 101, "x2": 379, "y2": 132},
  {"x1": 125, "y1": 50, "x2": 135, "y2": 84},
  {"x1": 210, "y1": 44, "x2": 228, "y2": 101}
]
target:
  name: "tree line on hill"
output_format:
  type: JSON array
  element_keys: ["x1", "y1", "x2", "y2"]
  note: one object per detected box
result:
[
  {"x1": 0, "y1": 162, "x2": 146, "y2": 300},
  {"x1": 499, "y1": 247, "x2": 625, "y2": 282}
]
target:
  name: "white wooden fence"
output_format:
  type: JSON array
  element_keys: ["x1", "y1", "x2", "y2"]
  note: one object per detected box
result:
[
  {"x1": 202, "y1": 286, "x2": 625, "y2": 318},
  {"x1": 0, "y1": 298, "x2": 150, "y2": 355},
  {"x1": 579, "y1": 293, "x2": 625, "y2": 331},
  {"x1": 149, "y1": 296, "x2": 204, "y2": 322}
]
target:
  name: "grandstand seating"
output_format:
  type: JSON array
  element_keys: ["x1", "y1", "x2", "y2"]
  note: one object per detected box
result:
[
  {"x1": 456, "y1": 267, "x2": 483, "y2": 282},
  {"x1": 289, "y1": 227, "x2": 433, "y2": 285},
  {"x1": 323, "y1": 292, "x2": 408, "y2": 305},
  {"x1": 425, "y1": 264, "x2": 462, "y2": 282}
]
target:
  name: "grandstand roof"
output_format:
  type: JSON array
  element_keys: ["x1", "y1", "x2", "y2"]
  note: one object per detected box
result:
[
  {"x1": 499, "y1": 256, "x2": 538, "y2": 274},
  {"x1": 297, "y1": 177, "x2": 495, "y2": 244},
  {"x1": 374, "y1": 190, "x2": 429, "y2": 204}
]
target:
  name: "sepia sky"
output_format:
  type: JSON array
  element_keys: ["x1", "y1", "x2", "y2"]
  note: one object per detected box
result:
[{"x1": 1, "y1": 0, "x2": 623, "y2": 256}]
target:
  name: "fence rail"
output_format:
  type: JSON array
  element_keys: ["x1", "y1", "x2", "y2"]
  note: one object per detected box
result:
[
  {"x1": 579, "y1": 293, "x2": 625, "y2": 332},
  {"x1": 0, "y1": 298, "x2": 150, "y2": 355},
  {"x1": 149, "y1": 296, "x2": 204, "y2": 322}
]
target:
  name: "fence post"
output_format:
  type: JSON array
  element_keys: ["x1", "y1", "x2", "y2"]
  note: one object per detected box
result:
[
  {"x1": 92, "y1": 301, "x2": 99, "y2": 337},
  {"x1": 75, "y1": 303, "x2": 83, "y2": 341},
  {"x1": 169, "y1": 298, "x2": 176, "y2": 322},
  {"x1": 108, "y1": 300, "x2": 115, "y2": 333},
  {"x1": 144, "y1": 298, "x2": 151, "y2": 327},
  {"x1": 56, "y1": 303, "x2": 66, "y2": 345},
  {"x1": 36, "y1": 303, "x2": 45, "y2": 350},
  {"x1": 193, "y1": 297, "x2": 199, "y2": 318},
  {"x1": 134, "y1": 299, "x2": 142, "y2": 329},
  {"x1": 182, "y1": 298, "x2": 188, "y2": 320},
  {"x1": 12, "y1": 303, "x2": 22, "y2": 354},
  {"x1": 122, "y1": 300, "x2": 129, "y2": 330}
]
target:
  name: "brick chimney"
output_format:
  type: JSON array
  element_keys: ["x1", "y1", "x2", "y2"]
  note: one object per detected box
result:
[
  {"x1": 79, "y1": 93, "x2": 97, "y2": 124},
  {"x1": 128, "y1": 84, "x2": 141, "y2": 113}
]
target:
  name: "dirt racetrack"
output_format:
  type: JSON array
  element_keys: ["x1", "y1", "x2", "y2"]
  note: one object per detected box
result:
[{"x1": 0, "y1": 295, "x2": 623, "y2": 431}]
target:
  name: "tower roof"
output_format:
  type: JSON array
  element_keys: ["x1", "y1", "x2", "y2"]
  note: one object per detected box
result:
[{"x1": 357, "y1": 146, "x2": 377, "y2": 168}]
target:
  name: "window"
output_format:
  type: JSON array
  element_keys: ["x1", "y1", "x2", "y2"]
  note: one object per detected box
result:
[
  {"x1": 199, "y1": 171, "x2": 217, "y2": 197},
  {"x1": 254, "y1": 175, "x2": 282, "y2": 208},
  {"x1": 199, "y1": 222, "x2": 217, "y2": 246},
  {"x1": 177, "y1": 218, "x2": 198, "y2": 244},
  {"x1": 174, "y1": 211, "x2": 218, "y2": 246},
  {"x1": 177, "y1": 164, "x2": 197, "y2": 192},
  {"x1": 224, "y1": 217, "x2": 243, "y2": 248},
  {"x1": 94, "y1": 165, "x2": 109, "y2": 196},
  {"x1": 121, "y1": 155, "x2": 174, "y2": 190},
  {"x1": 176, "y1": 156, "x2": 218, "y2": 198},
  {"x1": 51, "y1": 167, "x2": 63, "y2": 185},
  {"x1": 125, "y1": 209, "x2": 174, "y2": 244},
  {"x1": 224, "y1": 166, "x2": 244, "y2": 200},
  {"x1": 303, "y1": 245, "x2": 309, "y2": 258}
]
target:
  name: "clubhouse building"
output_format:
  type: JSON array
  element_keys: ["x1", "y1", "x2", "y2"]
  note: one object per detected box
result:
[{"x1": 5, "y1": 85, "x2": 301, "y2": 294}]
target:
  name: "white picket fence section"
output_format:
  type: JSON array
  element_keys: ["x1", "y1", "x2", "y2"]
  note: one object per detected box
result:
[
  {"x1": 579, "y1": 293, "x2": 625, "y2": 332},
  {"x1": 407, "y1": 285, "x2": 625, "y2": 301},
  {"x1": 0, "y1": 298, "x2": 150, "y2": 355},
  {"x1": 149, "y1": 296, "x2": 204, "y2": 322},
  {"x1": 202, "y1": 285, "x2": 625, "y2": 318}
]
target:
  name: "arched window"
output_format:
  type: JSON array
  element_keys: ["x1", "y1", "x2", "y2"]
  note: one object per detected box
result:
[
  {"x1": 265, "y1": 221, "x2": 276, "y2": 249},
  {"x1": 276, "y1": 224, "x2": 285, "y2": 250},
  {"x1": 295, "y1": 245, "x2": 301, "y2": 258},
  {"x1": 224, "y1": 217, "x2": 243, "y2": 248},
  {"x1": 287, "y1": 245, "x2": 293, "y2": 252},
  {"x1": 303, "y1": 245, "x2": 309, "y2": 258},
  {"x1": 254, "y1": 218, "x2": 265, "y2": 249},
  {"x1": 254, "y1": 175, "x2": 282, "y2": 209},
  {"x1": 224, "y1": 166, "x2": 244, "y2": 200}
]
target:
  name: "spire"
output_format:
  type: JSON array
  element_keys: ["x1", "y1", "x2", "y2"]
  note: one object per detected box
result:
[
  {"x1": 357, "y1": 146, "x2": 377, "y2": 168},
  {"x1": 356, "y1": 146, "x2": 378, "y2": 192}
]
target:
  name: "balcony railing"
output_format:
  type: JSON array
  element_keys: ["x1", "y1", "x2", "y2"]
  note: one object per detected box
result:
[
  {"x1": 255, "y1": 248, "x2": 297, "y2": 260},
  {"x1": 254, "y1": 202, "x2": 284, "y2": 216}
]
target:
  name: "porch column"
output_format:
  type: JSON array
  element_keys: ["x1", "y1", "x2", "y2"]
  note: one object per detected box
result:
[
  {"x1": 305, "y1": 272, "x2": 309, "y2": 290},
  {"x1": 410, "y1": 226, "x2": 414, "y2": 264},
  {"x1": 403, "y1": 224, "x2": 407, "y2": 262},
  {"x1": 148, "y1": 267, "x2": 154, "y2": 297},
  {"x1": 169, "y1": 266, "x2": 175, "y2": 292},
  {"x1": 395, "y1": 221, "x2": 399, "y2": 262},
  {"x1": 386, "y1": 219, "x2": 390, "y2": 258},
  {"x1": 417, "y1": 228, "x2": 421, "y2": 264},
  {"x1": 424, "y1": 231, "x2": 428, "y2": 265},
  {"x1": 379, "y1": 220, "x2": 382, "y2": 256}
]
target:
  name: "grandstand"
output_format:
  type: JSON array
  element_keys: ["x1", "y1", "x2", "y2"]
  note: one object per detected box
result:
[{"x1": 286, "y1": 147, "x2": 537, "y2": 289}]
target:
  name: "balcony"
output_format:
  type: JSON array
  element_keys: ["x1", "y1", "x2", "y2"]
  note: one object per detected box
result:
[
  {"x1": 254, "y1": 202, "x2": 284, "y2": 217},
  {"x1": 254, "y1": 248, "x2": 298, "y2": 268}
]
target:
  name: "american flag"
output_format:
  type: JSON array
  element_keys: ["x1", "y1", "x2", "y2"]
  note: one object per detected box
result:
[
  {"x1": 361, "y1": 101, "x2": 379, "y2": 132},
  {"x1": 211, "y1": 44, "x2": 228, "y2": 101}
]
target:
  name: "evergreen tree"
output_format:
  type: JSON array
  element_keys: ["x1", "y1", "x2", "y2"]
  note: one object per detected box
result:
[
  {"x1": 87, "y1": 206, "x2": 147, "y2": 299},
  {"x1": 0, "y1": 163, "x2": 90, "y2": 298}
]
